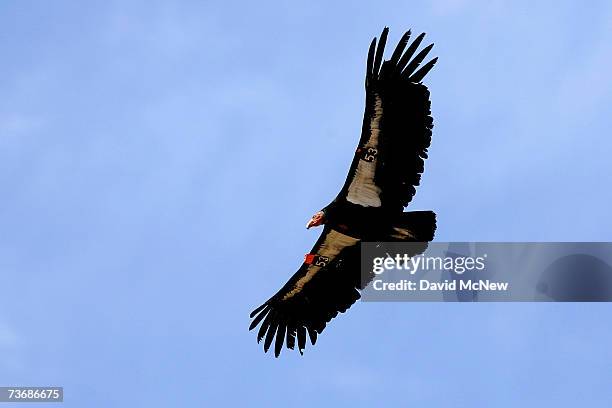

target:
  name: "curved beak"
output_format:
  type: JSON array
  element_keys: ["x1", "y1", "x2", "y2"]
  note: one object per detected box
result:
[{"x1": 306, "y1": 211, "x2": 324, "y2": 229}]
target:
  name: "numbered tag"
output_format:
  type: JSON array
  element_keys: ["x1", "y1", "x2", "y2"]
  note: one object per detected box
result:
[
  {"x1": 356, "y1": 146, "x2": 378, "y2": 162},
  {"x1": 304, "y1": 254, "x2": 330, "y2": 267}
]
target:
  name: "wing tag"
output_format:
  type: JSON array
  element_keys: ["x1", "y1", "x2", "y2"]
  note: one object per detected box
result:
[
  {"x1": 356, "y1": 146, "x2": 378, "y2": 162},
  {"x1": 304, "y1": 253, "x2": 330, "y2": 267}
]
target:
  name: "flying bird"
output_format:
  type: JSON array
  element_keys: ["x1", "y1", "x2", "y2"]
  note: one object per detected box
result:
[{"x1": 249, "y1": 27, "x2": 438, "y2": 357}]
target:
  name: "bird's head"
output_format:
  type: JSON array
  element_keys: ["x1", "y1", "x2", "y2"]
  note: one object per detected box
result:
[{"x1": 306, "y1": 210, "x2": 326, "y2": 229}]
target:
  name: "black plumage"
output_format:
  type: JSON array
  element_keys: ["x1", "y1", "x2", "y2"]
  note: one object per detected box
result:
[{"x1": 250, "y1": 27, "x2": 438, "y2": 357}]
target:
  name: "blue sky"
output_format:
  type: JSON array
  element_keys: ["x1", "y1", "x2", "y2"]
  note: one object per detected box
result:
[{"x1": 1, "y1": 0, "x2": 611, "y2": 406}]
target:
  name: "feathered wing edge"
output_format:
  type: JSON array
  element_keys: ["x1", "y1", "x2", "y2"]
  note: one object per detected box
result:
[
  {"x1": 375, "y1": 81, "x2": 434, "y2": 210},
  {"x1": 367, "y1": 27, "x2": 437, "y2": 86},
  {"x1": 372, "y1": 28, "x2": 437, "y2": 211},
  {"x1": 248, "y1": 235, "x2": 434, "y2": 358},
  {"x1": 248, "y1": 228, "x2": 363, "y2": 358},
  {"x1": 336, "y1": 27, "x2": 437, "y2": 205}
]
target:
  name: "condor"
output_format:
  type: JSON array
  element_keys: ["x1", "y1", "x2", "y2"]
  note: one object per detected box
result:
[{"x1": 249, "y1": 27, "x2": 439, "y2": 357}]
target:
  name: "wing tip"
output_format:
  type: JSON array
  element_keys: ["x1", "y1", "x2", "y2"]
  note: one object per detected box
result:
[
  {"x1": 409, "y1": 56, "x2": 438, "y2": 83},
  {"x1": 249, "y1": 302, "x2": 268, "y2": 318}
]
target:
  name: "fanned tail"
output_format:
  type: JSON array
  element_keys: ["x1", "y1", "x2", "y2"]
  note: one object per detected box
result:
[{"x1": 387, "y1": 210, "x2": 436, "y2": 241}]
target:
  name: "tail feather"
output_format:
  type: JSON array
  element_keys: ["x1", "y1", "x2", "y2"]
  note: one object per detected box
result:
[{"x1": 388, "y1": 210, "x2": 436, "y2": 241}]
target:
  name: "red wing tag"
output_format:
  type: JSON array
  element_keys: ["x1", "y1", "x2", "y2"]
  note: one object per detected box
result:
[
  {"x1": 304, "y1": 254, "x2": 330, "y2": 267},
  {"x1": 304, "y1": 254, "x2": 316, "y2": 264}
]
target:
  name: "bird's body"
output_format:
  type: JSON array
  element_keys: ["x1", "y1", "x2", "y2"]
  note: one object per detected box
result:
[
  {"x1": 250, "y1": 27, "x2": 438, "y2": 357},
  {"x1": 320, "y1": 199, "x2": 429, "y2": 240}
]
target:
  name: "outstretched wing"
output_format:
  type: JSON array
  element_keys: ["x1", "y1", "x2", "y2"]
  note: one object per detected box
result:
[
  {"x1": 249, "y1": 226, "x2": 364, "y2": 357},
  {"x1": 337, "y1": 28, "x2": 436, "y2": 212}
]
